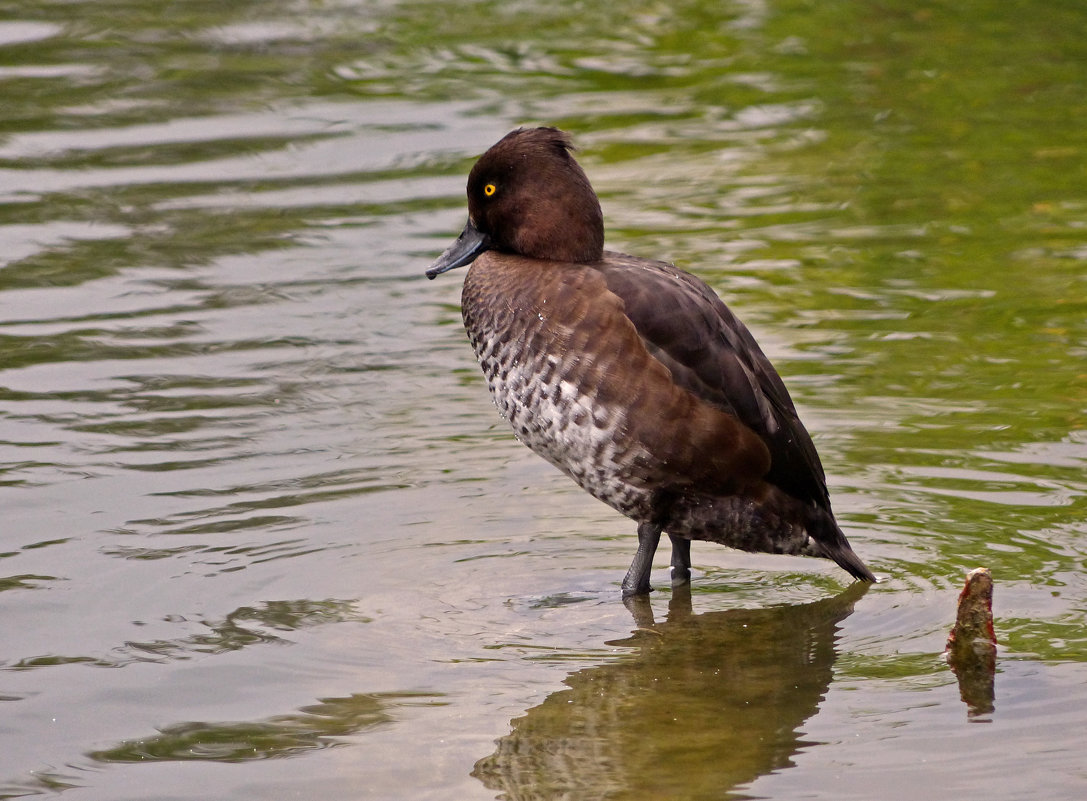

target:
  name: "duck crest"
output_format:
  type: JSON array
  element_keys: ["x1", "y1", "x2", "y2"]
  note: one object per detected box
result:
[{"x1": 467, "y1": 128, "x2": 604, "y2": 263}]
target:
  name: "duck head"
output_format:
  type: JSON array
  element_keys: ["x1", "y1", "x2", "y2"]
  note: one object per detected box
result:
[{"x1": 426, "y1": 127, "x2": 605, "y2": 278}]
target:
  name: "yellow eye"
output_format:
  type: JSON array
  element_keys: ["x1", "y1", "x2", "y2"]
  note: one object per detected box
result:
[{"x1": 483, "y1": 183, "x2": 497, "y2": 197}]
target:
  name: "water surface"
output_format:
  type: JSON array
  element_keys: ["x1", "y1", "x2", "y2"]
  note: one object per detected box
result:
[{"x1": 2, "y1": 1, "x2": 1086, "y2": 799}]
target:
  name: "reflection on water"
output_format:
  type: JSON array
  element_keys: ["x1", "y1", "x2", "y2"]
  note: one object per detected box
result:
[
  {"x1": 8, "y1": 599, "x2": 367, "y2": 670},
  {"x1": 88, "y1": 692, "x2": 441, "y2": 764},
  {"x1": 475, "y1": 585, "x2": 866, "y2": 800}
]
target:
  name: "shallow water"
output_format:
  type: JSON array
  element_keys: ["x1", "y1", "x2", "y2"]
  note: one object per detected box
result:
[{"x1": 2, "y1": 1, "x2": 1086, "y2": 799}]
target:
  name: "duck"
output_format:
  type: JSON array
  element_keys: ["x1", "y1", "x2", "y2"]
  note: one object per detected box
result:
[{"x1": 426, "y1": 126, "x2": 875, "y2": 597}]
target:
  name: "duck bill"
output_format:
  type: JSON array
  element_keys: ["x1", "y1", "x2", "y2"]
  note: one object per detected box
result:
[{"x1": 425, "y1": 219, "x2": 492, "y2": 279}]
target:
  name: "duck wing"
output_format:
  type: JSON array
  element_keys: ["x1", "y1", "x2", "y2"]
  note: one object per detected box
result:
[{"x1": 595, "y1": 253, "x2": 831, "y2": 508}]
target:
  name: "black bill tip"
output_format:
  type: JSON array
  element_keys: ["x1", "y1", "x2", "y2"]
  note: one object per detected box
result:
[{"x1": 425, "y1": 219, "x2": 491, "y2": 279}]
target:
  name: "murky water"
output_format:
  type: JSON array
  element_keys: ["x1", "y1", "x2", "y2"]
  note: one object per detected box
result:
[{"x1": 2, "y1": 1, "x2": 1086, "y2": 798}]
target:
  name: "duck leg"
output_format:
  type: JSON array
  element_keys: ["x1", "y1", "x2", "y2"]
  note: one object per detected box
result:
[
  {"x1": 668, "y1": 534, "x2": 691, "y2": 587},
  {"x1": 621, "y1": 521, "x2": 662, "y2": 597}
]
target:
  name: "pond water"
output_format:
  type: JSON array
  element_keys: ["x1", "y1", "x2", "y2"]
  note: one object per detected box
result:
[{"x1": 2, "y1": 1, "x2": 1086, "y2": 799}]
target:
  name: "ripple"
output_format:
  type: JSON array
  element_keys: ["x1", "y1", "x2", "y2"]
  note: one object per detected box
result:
[
  {"x1": 87, "y1": 691, "x2": 443, "y2": 764},
  {"x1": 897, "y1": 464, "x2": 1082, "y2": 508},
  {"x1": 3, "y1": 598, "x2": 367, "y2": 671},
  {"x1": 0, "y1": 20, "x2": 61, "y2": 47},
  {"x1": 0, "y1": 574, "x2": 58, "y2": 592},
  {"x1": 1, "y1": 2, "x2": 1086, "y2": 800}
]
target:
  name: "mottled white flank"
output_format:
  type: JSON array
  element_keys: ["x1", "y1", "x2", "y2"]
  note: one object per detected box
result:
[
  {"x1": 465, "y1": 309, "x2": 826, "y2": 559},
  {"x1": 473, "y1": 329, "x2": 655, "y2": 520}
]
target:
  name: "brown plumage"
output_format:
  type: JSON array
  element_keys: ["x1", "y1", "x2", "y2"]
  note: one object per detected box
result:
[{"x1": 427, "y1": 127, "x2": 875, "y2": 596}]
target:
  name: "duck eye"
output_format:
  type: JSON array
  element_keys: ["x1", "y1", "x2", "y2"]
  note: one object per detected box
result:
[{"x1": 483, "y1": 183, "x2": 497, "y2": 197}]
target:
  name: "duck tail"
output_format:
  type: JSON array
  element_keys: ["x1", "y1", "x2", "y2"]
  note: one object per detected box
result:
[{"x1": 806, "y1": 510, "x2": 877, "y2": 583}]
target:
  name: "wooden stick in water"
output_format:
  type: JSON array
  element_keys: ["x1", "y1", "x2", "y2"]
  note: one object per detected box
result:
[{"x1": 945, "y1": 567, "x2": 997, "y2": 717}]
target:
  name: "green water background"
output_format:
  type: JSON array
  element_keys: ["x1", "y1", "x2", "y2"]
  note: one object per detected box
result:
[{"x1": 1, "y1": 1, "x2": 1085, "y2": 798}]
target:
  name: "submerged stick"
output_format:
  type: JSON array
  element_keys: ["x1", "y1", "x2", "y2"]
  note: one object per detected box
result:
[{"x1": 945, "y1": 567, "x2": 997, "y2": 717}]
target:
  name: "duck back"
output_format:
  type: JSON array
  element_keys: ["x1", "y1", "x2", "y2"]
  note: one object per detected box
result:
[{"x1": 460, "y1": 251, "x2": 852, "y2": 560}]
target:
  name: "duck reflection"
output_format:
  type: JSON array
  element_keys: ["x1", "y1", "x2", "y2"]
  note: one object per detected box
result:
[{"x1": 474, "y1": 583, "x2": 867, "y2": 800}]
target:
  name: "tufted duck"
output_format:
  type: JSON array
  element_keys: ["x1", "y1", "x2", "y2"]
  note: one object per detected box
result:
[{"x1": 426, "y1": 127, "x2": 875, "y2": 596}]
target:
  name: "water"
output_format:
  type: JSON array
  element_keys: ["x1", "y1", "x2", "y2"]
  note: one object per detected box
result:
[{"x1": 2, "y1": 1, "x2": 1086, "y2": 798}]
